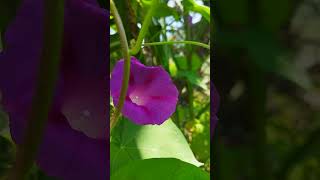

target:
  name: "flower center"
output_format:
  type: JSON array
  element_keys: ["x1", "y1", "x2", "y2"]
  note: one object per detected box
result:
[
  {"x1": 61, "y1": 83, "x2": 107, "y2": 140},
  {"x1": 129, "y1": 94, "x2": 145, "y2": 106}
]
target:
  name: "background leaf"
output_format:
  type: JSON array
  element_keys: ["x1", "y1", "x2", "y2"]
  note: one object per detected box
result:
[{"x1": 217, "y1": 29, "x2": 314, "y2": 90}]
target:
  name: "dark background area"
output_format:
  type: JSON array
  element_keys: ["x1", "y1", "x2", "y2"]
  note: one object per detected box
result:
[{"x1": 212, "y1": 0, "x2": 320, "y2": 179}]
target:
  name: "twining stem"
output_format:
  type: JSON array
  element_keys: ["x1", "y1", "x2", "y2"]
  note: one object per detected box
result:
[
  {"x1": 184, "y1": 15, "x2": 194, "y2": 123},
  {"x1": 110, "y1": 0, "x2": 131, "y2": 131},
  {"x1": 143, "y1": 41, "x2": 210, "y2": 49},
  {"x1": 248, "y1": 62, "x2": 268, "y2": 180},
  {"x1": 248, "y1": 1, "x2": 269, "y2": 179},
  {"x1": 7, "y1": 0, "x2": 64, "y2": 179},
  {"x1": 130, "y1": 0, "x2": 159, "y2": 55},
  {"x1": 192, "y1": 3, "x2": 210, "y2": 22},
  {"x1": 183, "y1": 0, "x2": 210, "y2": 22}
]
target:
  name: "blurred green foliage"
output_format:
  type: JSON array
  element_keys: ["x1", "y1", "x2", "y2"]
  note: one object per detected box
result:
[{"x1": 214, "y1": 0, "x2": 320, "y2": 179}]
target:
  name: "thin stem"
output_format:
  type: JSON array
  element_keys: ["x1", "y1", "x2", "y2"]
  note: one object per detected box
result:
[
  {"x1": 110, "y1": 41, "x2": 120, "y2": 50},
  {"x1": 192, "y1": 4, "x2": 210, "y2": 22},
  {"x1": 183, "y1": 0, "x2": 210, "y2": 22},
  {"x1": 7, "y1": 0, "x2": 64, "y2": 179},
  {"x1": 184, "y1": 15, "x2": 194, "y2": 122},
  {"x1": 248, "y1": 62, "x2": 268, "y2": 180},
  {"x1": 110, "y1": 0, "x2": 131, "y2": 131},
  {"x1": 130, "y1": 0, "x2": 159, "y2": 55},
  {"x1": 142, "y1": 41, "x2": 210, "y2": 49}
]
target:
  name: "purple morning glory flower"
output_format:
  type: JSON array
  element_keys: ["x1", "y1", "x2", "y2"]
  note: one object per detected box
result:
[
  {"x1": 0, "y1": 0, "x2": 108, "y2": 179},
  {"x1": 110, "y1": 57, "x2": 179, "y2": 125}
]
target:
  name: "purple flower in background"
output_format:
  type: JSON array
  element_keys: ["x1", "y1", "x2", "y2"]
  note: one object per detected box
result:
[
  {"x1": 111, "y1": 57, "x2": 179, "y2": 125},
  {"x1": 0, "y1": 0, "x2": 108, "y2": 179},
  {"x1": 211, "y1": 82, "x2": 220, "y2": 136}
]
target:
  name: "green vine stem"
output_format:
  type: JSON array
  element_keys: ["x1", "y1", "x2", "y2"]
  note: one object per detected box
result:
[
  {"x1": 184, "y1": 15, "x2": 195, "y2": 127},
  {"x1": 7, "y1": 0, "x2": 64, "y2": 179},
  {"x1": 143, "y1": 41, "x2": 210, "y2": 49},
  {"x1": 129, "y1": 0, "x2": 159, "y2": 55},
  {"x1": 110, "y1": 0, "x2": 131, "y2": 131},
  {"x1": 183, "y1": 0, "x2": 210, "y2": 22},
  {"x1": 192, "y1": 3, "x2": 210, "y2": 22}
]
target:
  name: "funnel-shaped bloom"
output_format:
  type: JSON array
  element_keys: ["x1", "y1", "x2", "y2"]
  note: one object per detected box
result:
[
  {"x1": 111, "y1": 57, "x2": 178, "y2": 125},
  {"x1": 0, "y1": 0, "x2": 108, "y2": 179}
]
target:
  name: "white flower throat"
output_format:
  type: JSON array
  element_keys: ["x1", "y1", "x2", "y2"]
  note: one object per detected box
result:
[{"x1": 129, "y1": 94, "x2": 145, "y2": 106}]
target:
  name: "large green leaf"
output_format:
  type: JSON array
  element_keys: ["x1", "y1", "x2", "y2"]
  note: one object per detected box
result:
[
  {"x1": 111, "y1": 158, "x2": 210, "y2": 180},
  {"x1": 110, "y1": 118, "x2": 202, "y2": 174}
]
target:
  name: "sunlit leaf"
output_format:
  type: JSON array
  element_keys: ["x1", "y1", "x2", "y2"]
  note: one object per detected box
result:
[{"x1": 110, "y1": 118, "x2": 202, "y2": 175}]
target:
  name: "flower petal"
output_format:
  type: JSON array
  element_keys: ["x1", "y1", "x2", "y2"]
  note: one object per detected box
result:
[
  {"x1": 61, "y1": 0, "x2": 108, "y2": 140},
  {"x1": 0, "y1": 0, "x2": 108, "y2": 179},
  {"x1": 9, "y1": 110, "x2": 107, "y2": 180},
  {"x1": 111, "y1": 57, "x2": 178, "y2": 125},
  {"x1": 61, "y1": 76, "x2": 107, "y2": 139},
  {"x1": 37, "y1": 114, "x2": 107, "y2": 180},
  {"x1": 0, "y1": 0, "x2": 44, "y2": 110}
]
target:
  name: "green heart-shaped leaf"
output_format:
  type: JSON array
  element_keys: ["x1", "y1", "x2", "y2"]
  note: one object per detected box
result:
[{"x1": 110, "y1": 118, "x2": 202, "y2": 174}]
